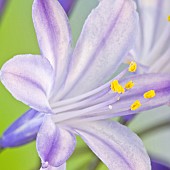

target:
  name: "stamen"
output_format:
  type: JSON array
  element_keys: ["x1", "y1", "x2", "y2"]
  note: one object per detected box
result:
[
  {"x1": 130, "y1": 100, "x2": 141, "y2": 110},
  {"x1": 168, "y1": 15, "x2": 170, "y2": 22},
  {"x1": 125, "y1": 80, "x2": 134, "y2": 90},
  {"x1": 128, "y1": 61, "x2": 137, "y2": 72},
  {"x1": 110, "y1": 80, "x2": 125, "y2": 94},
  {"x1": 143, "y1": 90, "x2": 156, "y2": 99}
]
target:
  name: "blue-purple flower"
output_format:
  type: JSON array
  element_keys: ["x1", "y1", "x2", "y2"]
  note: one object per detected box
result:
[
  {"x1": 1, "y1": 0, "x2": 170, "y2": 169},
  {"x1": 123, "y1": 0, "x2": 170, "y2": 122}
]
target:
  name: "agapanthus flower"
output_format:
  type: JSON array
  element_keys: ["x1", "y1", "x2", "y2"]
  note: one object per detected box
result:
[
  {"x1": 1, "y1": 0, "x2": 170, "y2": 169},
  {"x1": 0, "y1": 0, "x2": 76, "y2": 148},
  {"x1": 123, "y1": 0, "x2": 170, "y2": 122},
  {"x1": 122, "y1": 15, "x2": 170, "y2": 170}
]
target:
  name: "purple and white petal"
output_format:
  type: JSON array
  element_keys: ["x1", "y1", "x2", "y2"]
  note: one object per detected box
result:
[
  {"x1": 1, "y1": 109, "x2": 44, "y2": 148},
  {"x1": 148, "y1": 47, "x2": 170, "y2": 73},
  {"x1": 0, "y1": 54, "x2": 53, "y2": 112},
  {"x1": 135, "y1": 0, "x2": 170, "y2": 67},
  {"x1": 57, "y1": 0, "x2": 139, "y2": 99},
  {"x1": 37, "y1": 116, "x2": 76, "y2": 167},
  {"x1": 32, "y1": 0, "x2": 72, "y2": 95},
  {"x1": 74, "y1": 120, "x2": 151, "y2": 170}
]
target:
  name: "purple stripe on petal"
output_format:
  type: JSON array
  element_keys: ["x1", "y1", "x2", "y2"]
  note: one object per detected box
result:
[
  {"x1": 74, "y1": 120, "x2": 151, "y2": 170},
  {"x1": 37, "y1": 116, "x2": 76, "y2": 167},
  {"x1": 0, "y1": 54, "x2": 53, "y2": 112},
  {"x1": 32, "y1": 0, "x2": 72, "y2": 95},
  {"x1": 58, "y1": 0, "x2": 139, "y2": 99},
  {"x1": 0, "y1": 109, "x2": 44, "y2": 148}
]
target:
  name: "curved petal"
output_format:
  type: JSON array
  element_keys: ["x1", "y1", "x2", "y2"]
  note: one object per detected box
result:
[
  {"x1": 57, "y1": 0, "x2": 139, "y2": 99},
  {"x1": 37, "y1": 116, "x2": 76, "y2": 167},
  {"x1": 135, "y1": 0, "x2": 170, "y2": 66},
  {"x1": 74, "y1": 120, "x2": 151, "y2": 170},
  {"x1": 148, "y1": 48, "x2": 170, "y2": 73},
  {"x1": 0, "y1": 54, "x2": 53, "y2": 112},
  {"x1": 0, "y1": 109, "x2": 44, "y2": 148},
  {"x1": 32, "y1": 0, "x2": 72, "y2": 94}
]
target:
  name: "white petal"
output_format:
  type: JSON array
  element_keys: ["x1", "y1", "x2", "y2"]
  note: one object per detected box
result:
[
  {"x1": 0, "y1": 55, "x2": 53, "y2": 112},
  {"x1": 33, "y1": 0, "x2": 72, "y2": 95},
  {"x1": 56, "y1": 0, "x2": 139, "y2": 99}
]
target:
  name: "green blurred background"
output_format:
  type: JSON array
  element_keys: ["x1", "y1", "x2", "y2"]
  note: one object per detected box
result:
[{"x1": 0, "y1": 0, "x2": 170, "y2": 169}]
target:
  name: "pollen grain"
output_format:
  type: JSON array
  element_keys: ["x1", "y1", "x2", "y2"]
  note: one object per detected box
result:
[
  {"x1": 144, "y1": 90, "x2": 156, "y2": 99},
  {"x1": 130, "y1": 100, "x2": 141, "y2": 111},
  {"x1": 110, "y1": 80, "x2": 125, "y2": 94},
  {"x1": 125, "y1": 81, "x2": 134, "y2": 90},
  {"x1": 128, "y1": 61, "x2": 137, "y2": 72}
]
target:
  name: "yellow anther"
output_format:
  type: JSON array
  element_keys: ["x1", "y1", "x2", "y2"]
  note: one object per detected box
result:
[
  {"x1": 130, "y1": 100, "x2": 141, "y2": 111},
  {"x1": 168, "y1": 15, "x2": 170, "y2": 22},
  {"x1": 117, "y1": 85, "x2": 125, "y2": 94},
  {"x1": 110, "y1": 80, "x2": 125, "y2": 94},
  {"x1": 110, "y1": 80, "x2": 119, "y2": 92},
  {"x1": 125, "y1": 81, "x2": 134, "y2": 90},
  {"x1": 128, "y1": 61, "x2": 137, "y2": 72},
  {"x1": 143, "y1": 90, "x2": 156, "y2": 99}
]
